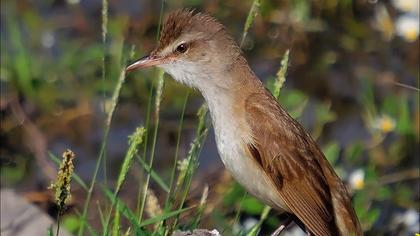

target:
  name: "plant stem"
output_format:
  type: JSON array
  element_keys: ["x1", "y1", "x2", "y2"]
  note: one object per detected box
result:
[
  {"x1": 55, "y1": 209, "x2": 61, "y2": 236},
  {"x1": 164, "y1": 92, "x2": 189, "y2": 209},
  {"x1": 101, "y1": 0, "x2": 109, "y2": 186},
  {"x1": 137, "y1": 70, "x2": 165, "y2": 224},
  {"x1": 136, "y1": 0, "x2": 166, "y2": 225},
  {"x1": 78, "y1": 68, "x2": 126, "y2": 236},
  {"x1": 136, "y1": 82, "x2": 153, "y2": 217}
]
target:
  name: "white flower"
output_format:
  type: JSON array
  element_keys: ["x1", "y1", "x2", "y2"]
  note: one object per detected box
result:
[
  {"x1": 373, "y1": 114, "x2": 396, "y2": 133},
  {"x1": 395, "y1": 14, "x2": 419, "y2": 42},
  {"x1": 392, "y1": 0, "x2": 419, "y2": 14},
  {"x1": 348, "y1": 169, "x2": 365, "y2": 190}
]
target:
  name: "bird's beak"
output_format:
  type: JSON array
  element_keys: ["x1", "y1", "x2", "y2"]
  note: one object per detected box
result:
[{"x1": 126, "y1": 54, "x2": 165, "y2": 72}]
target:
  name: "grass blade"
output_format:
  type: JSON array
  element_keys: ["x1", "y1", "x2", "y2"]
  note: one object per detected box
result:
[
  {"x1": 136, "y1": 0, "x2": 167, "y2": 222},
  {"x1": 189, "y1": 185, "x2": 209, "y2": 229},
  {"x1": 103, "y1": 187, "x2": 192, "y2": 233},
  {"x1": 170, "y1": 105, "x2": 209, "y2": 232},
  {"x1": 136, "y1": 82, "x2": 154, "y2": 215},
  {"x1": 163, "y1": 92, "x2": 189, "y2": 210},
  {"x1": 78, "y1": 66, "x2": 127, "y2": 236},
  {"x1": 103, "y1": 126, "x2": 146, "y2": 235},
  {"x1": 101, "y1": 0, "x2": 109, "y2": 186},
  {"x1": 240, "y1": 0, "x2": 262, "y2": 47},
  {"x1": 96, "y1": 201, "x2": 106, "y2": 229},
  {"x1": 246, "y1": 206, "x2": 271, "y2": 236},
  {"x1": 73, "y1": 209, "x2": 99, "y2": 236},
  {"x1": 103, "y1": 187, "x2": 143, "y2": 232},
  {"x1": 137, "y1": 69, "x2": 165, "y2": 223},
  {"x1": 136, "y1": 154, "x2": 170, "y2": 193},
  {"x1": 112, "y1": 202, "x2": 121, "y2": 236},
  {"x1": 139, "y1": 206, "x2": 195, "y2": 228},
  {"x1": 5, "y1": 3, "x2": 33, "y2": 98}
]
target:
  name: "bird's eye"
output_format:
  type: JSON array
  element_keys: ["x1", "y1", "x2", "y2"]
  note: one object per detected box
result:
[{"x1": 176, "y1": 43, "x2": 188, "y2": 53}]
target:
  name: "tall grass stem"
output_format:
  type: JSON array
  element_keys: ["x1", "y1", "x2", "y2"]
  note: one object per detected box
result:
[
  {"x1": 101, "y1": 0, "x2": 109, "y2": 186},
  {"x1": 164, "y1": 92, "x2": 189, "y2": 209},
  {"x1": 78, "y1": 67, "x2": 127, "y2": 236},
  {"x1": 137, "y1": 70, "x2": 165, "y2": 224},
  {"x1": 136, "y1": 0, "x2": 166, "y2": 224}
]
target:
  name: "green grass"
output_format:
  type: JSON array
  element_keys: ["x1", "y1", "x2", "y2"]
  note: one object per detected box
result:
[
  {"x1": 2, "y1": 0, "x2": 411, "y2": 235},
  {"x1": 66, "y1": 1, "x2": 265, "y2": 235},
  {"x1": 52, "y1": 0, "x2": 334, "y2": 235}
]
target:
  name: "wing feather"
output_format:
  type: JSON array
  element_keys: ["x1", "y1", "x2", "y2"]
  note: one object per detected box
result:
[{"x1": 245, "y1": 91, "x2": 339, "y2": 236}]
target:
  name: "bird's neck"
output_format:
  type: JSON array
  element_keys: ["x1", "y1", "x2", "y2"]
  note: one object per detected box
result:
[{"x1": 198, "y1": 59, "x2": 263, "y2": 131}]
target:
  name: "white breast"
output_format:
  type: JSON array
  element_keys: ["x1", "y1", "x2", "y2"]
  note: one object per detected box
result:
[
  {"x1": 160, "y1": 62, "x2": 288, "y2": 211},
  {"x1": 204, "y1": 91, "x2": 289, "y2": 212}
]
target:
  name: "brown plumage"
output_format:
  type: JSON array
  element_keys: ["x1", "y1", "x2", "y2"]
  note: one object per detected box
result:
[
  {"x1": 245, "y1": 90, "x2": 361, "y2": 236},
  {"x1": 127, "y1": 9, "x2": 363, "y2": 236}
]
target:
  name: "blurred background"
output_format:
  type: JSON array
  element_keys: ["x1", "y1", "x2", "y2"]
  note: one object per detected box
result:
[{"x1": 1, "y1": 0, "x2": 419, "y2": 235}]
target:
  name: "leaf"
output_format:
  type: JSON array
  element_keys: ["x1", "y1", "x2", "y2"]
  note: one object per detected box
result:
[
  {"x1": 246, "y1": 206, "x2": 271, "y2": 236},
  {"x1": 241, "y1": 197, "x2": 265, "y2": 215},
  {"x1": 73, "y1": 209, "x2": 99, "y2": 236},
  {"x1": 62, "y1": 215, "x2": 81, "y2": 233},
  {"x1": 102, "y1": 187, "x2": 142, "y2": 231},
  {"x1": 102, "y1": 189, "x2": 149, "y2": 235},
  {"x1": 345, "y1": 142, "x2": 364, "y2": 162},
  {"x1": 365, "y1": 165, "x2": 379, "y2": 183},
  {"x1": 103, "y1": 187, "x2": 193, "y2": 231},
  {"x1": 323, "y1": 142, "x2": 340, "y2": 165},
  {"x1": 96, "y1": 201, "x2": 106, "y2": 229},
  {"x1": 315, "y1": 102, "x2": 337, "y2": 125},
  {"x1": 396, "y1": 98, "x2": 411, "y2": 135},
  {"x1": 223, "y1": 183, "x2": 246, "y2": 206},
  {"x1": 136, "y1": 154, "x2": 170, "y2": 193},
  {"x1": 366, "y1": 208, "x2": 380, "y2": 226},
  {"x1": 112, "y1": 202, "x2": 121, "y2": 236},
  {"x1": 47, "y1": 225, "x2": 53, "y2": 236},
  {"x1": 279, "y1": 89, "x2": 308, "y2": 119},
  {"x1": 138, "y1": 206, "x2": 195, "y2": 227},
  {"x1": 376, "y1": 186, "x2": 391, "y2": 200}
]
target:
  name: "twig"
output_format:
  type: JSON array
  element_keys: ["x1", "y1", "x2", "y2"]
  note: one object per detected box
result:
[
  {"x1": 378, "y1": 169, "x2": 419, "y2": 185},
  {"x1": 392, "y1": 81, "x2": 420, "y2": 92}
]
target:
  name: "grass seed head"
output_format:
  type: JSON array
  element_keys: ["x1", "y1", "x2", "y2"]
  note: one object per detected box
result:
[{"x1": 49, "y1": 149, "x2": 76, "y2": 209}]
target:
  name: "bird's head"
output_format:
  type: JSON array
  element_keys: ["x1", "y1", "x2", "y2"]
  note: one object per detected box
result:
[{"x1": 127, "y1": 9, "x2": 244, "y2": 90}]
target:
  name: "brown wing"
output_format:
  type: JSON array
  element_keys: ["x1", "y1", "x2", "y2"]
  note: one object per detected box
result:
[{"x1": 245, "y1": 91, "x2": 339, "y2": 236}]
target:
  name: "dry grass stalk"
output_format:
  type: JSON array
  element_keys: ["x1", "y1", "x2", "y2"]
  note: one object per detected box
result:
[{"x1": 145, "y1": 188, "x2": 163, "y2": 229}]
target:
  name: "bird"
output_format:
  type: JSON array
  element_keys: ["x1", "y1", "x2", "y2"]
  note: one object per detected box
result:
[{"x1": 126, "y1": 9, "x2": 363, "y2": 236}]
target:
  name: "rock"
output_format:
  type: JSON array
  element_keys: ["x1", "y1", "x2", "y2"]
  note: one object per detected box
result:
[{"x1": 0, "y1": 189, "x2": 72, "y2": 236}]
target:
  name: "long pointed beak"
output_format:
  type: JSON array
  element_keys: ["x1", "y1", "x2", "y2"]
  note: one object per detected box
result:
[{"x1": 126, "y1": 55, "x2": 164, "y2": 72}]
